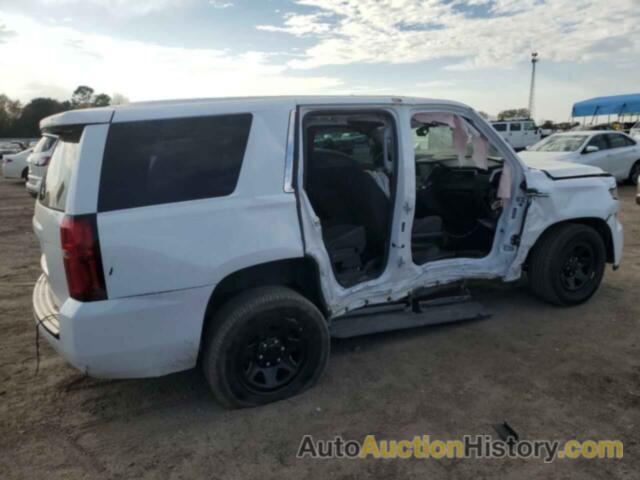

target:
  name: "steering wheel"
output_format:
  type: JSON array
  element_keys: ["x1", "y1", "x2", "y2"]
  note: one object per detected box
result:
[{"x1": 417, "y1": 162, "x2": 445, "y2": 191}]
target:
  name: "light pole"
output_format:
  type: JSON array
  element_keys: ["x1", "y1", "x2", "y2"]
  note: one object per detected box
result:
[{"x1": 528, "y1": 52, "x2": 539, "y2": 120}]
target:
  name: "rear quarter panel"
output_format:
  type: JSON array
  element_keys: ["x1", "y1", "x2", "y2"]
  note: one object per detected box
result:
[{"x1": 97, "y1": 104, "x2": 303, "y2": 299}]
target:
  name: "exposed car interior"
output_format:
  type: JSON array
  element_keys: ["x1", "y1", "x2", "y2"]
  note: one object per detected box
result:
[
  {"x1": 303, "y1": 112, "x2": 398, "y2": 287},
  {"x1": 410, "y1": 114, "x2": 506, "y2": 265},
  {"x1": 303, "y1": 111, "x2": 507, "y2": 287}
]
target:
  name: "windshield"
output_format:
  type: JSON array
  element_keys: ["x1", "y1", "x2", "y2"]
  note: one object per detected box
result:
[{"x1": 529, "y1": 134, "x2": 587, "y2": 152}]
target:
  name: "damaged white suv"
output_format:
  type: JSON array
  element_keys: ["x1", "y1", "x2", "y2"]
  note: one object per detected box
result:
[{"x1": 33, "y1": 96, "x2": 622, "y2": 408}]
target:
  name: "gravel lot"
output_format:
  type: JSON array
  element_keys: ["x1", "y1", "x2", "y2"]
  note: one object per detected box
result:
[{"x1": 1, "y1": 178, "x2": 638, "y2": 479}]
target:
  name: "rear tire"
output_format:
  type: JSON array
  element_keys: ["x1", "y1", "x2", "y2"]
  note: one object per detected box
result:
[
  {"x1": 528, "y1": 224, "x2": 606, "y2": 306},
  {"x1": 202, "y1": 286, "x2": 330, "y2": 408},
  {"x1": 628, "y1": 161, "x2": 640, "y2": 185}
]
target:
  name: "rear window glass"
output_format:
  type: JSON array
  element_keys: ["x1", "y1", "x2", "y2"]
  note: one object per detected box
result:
[
  {"x1": 39, "y1": 130, "x2": 82, "y2": 212},
  {"x1": 34, "y1": 135, "x2": 57, "y2": 153},
  {"x1": 98, "y1": 114, "x2": 252, "y2": 212}
]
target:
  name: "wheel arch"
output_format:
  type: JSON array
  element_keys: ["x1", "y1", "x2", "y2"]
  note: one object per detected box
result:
[
  {"x1": 527, "y1": 217, "x2": 615, "y2": 265},
  {"x1": 198, "y1": 257, "x2": 327, "y2": 358}
]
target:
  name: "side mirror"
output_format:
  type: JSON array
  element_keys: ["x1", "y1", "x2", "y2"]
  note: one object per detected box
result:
[{"x1": 584, "y1": 145, "x2": 599, "y2": 154}]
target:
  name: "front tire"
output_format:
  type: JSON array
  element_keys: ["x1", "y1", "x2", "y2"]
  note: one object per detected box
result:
[
  {"x1": 528, "y1": 224, "x2": 606, "y2": 306},
  {"x1": 202, "y1": 286, "x2": 330, "y2": 408}
]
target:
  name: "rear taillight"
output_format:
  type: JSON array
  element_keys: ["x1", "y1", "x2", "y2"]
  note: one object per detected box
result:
[
  {"x1": 60, "y1": 215, "x2": 107, "y2": 301},
  {"x1": 35, "y1": 156, "x2": 51, "y2": 166}
]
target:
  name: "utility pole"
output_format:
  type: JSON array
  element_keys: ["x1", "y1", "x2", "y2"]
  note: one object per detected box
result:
[{"x1": 528, "y1": 52, "x2": 539, "y2": 120}]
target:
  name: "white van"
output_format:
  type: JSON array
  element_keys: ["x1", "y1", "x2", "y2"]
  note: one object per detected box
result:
[
  {"x1": 491, "y1": 119, "x2": 541, "y2": 150},
  {"x1": 33, "y1": 97, "x2": 622, "y2": 408}
]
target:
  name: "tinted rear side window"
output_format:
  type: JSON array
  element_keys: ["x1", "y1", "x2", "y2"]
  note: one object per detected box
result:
[
  {"x1": 607, "y1": 134, "x2": 628, "y2": 149},
  {"x1": 98, "y1": 114, "x2": 252, "y2": 212},
  {"x1": 39, "y1": 129, "x2": 82, "y2": 212},
  {"x1": 493, "y1": 124, "x2": 506, "y2": 132}
]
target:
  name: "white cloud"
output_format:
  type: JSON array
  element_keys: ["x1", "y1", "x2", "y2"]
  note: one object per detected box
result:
[
  {"x1": 0, "y1": 12, "x2": 342, "y2": 103},
  {"x1": 38, "y1": 0, "x2": 193, "y2": 16},
  {"x1": 259, "y1": 0, "x2": 640, "y2": 71},
  {"x1": 208, "y1": 0, "x2": 233, "y2": 9}
]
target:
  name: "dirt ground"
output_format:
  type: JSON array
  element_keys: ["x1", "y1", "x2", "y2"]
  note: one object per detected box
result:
[{"x1": 0, "y1": 178, "x2": 638, "y2": 480}]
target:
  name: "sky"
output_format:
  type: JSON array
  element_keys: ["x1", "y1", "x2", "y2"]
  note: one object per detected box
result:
[{"x1": 0, "y1": 0, "x2": 638, "y2": 121}]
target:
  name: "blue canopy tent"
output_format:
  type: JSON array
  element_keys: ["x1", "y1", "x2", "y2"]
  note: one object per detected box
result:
[{"x1": 572, "y1": 94, "x2": 640, "y2": 118}]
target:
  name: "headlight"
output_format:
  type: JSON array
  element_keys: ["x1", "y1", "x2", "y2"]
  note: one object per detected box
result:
[{"x1": 609, "y1": 186, "x2": 618, "y2": 200}]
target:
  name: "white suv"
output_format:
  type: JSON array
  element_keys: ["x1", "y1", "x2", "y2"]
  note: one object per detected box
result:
[{"x1": 33, "y1": 97, "x2": 623, "y2": 408}]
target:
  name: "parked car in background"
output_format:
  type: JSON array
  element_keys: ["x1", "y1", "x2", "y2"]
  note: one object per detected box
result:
[
  {"x1": 2, "y1": 147, "x2": 33, "y2": 181},
  {"x1": 26, "y1": 134, "x2": 58, "y2": 197},
  {"x1": 491, "y1": 119, "x2": 541, "y2": 150},
  {"x1": 0, "y1": 141, "x2": 24, "y2": 160},
  {"x1": 31, "y1": 96, "x2": 622, "y2": 408},
  {"x1": 520, "y1": 131, "x2": 640, "y2": 184}
]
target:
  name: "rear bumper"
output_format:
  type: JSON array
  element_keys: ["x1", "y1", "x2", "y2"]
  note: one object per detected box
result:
[
  {"x1": 26, "y1": 174, "x2": 41, "y2": 194},
  {"x1": 33, "y1": 274, "x2": 214, "y2": 378}
]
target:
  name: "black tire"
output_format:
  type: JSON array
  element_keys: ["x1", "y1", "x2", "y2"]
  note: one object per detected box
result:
[
  {"x1": 528, "y1": 223, "x2": 606, "y2": 306},
  {"x1": 21, "y1": 168, "x2": 28, "y2": 181},
  {"x1": 202, "y1": 286, "x2": 330, "y2": 408},
  {"x1": 628, "y1": 161, "x2": 640, "y2": 185}
]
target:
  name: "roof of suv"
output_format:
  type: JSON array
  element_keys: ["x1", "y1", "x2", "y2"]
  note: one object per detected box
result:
[{"x1": 40, "y1": 95, "x2": 469, "y2": 130}]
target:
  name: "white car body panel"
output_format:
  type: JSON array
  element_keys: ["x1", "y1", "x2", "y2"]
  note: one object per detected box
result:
[
  {"x1": 2, "y1": 148, "x2": 32, "y2": 179},
  {"x1": 31, "y1": 96, "x2": 624, "y2": 378}
]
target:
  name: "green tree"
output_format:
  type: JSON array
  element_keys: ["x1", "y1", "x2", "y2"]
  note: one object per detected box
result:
[
  {"x1": 497, "y1": 108, "x2": 530, "y2": 120},
  {"x1": 71, "y1": 85, "x2": 95, "y2": 108},
  {"x1": 92, "y1": 93, "x2": 111, "y2": 107},
  {"x1": 13, "y1": 98, "x2": 69, "y2": 137},
  {"x1": 0, "y1": 94, "x2": 22, "y2": 136}
]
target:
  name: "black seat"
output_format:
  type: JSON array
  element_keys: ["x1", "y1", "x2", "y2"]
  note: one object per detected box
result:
[
  {"x1": 307, "y1": 148, "x2": 443, "y2": 266},
  {"x1": 323, "y1": 225, "x2": 366, "y2": 271}
]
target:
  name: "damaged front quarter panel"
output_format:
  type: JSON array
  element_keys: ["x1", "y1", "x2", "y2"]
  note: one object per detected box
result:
[{"x1": 505, "y1": 168, "x2": 622, "y2": 281}]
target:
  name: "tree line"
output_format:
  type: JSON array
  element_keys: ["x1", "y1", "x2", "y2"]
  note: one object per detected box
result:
[{"x1": 0, "y1": 86, "x2": 128, "y2": 138}]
